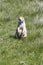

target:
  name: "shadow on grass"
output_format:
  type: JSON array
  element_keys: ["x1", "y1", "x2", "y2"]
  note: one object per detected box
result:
[
  {"x1": 9, "y1": 35, "x2": 21, "y2": 40},
  {"x1": 9, "y1": 35, "x2": 17, "y2": 39}
]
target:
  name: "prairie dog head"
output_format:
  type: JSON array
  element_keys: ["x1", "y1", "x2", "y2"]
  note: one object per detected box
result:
[{"x1": 19, "y1": 16, "x2": 25, "y2": 23}]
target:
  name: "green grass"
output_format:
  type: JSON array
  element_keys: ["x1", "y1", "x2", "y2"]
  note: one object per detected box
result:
[{"x1": 0, "y1": 0, "x2": 43, "y2": 65}]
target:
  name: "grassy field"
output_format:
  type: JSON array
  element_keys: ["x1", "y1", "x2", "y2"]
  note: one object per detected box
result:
[{"x1": 0, "y1": 0, "x2": 43, "y2": 65}]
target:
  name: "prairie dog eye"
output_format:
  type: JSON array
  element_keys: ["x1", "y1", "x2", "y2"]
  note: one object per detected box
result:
[{"x1": 19, "y1": 19, "x2": 21, "y2": 21}]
